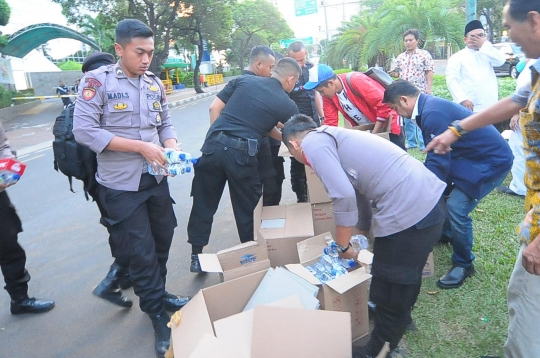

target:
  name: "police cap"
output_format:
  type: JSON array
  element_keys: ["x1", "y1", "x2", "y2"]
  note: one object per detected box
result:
[{"x1": 82, "y1": 52, "x2": 116, "y2": 73}]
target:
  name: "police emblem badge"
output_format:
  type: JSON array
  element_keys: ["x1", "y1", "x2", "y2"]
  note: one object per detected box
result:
[{"x1": 82, "y1": 87, "x2": 96, "y2": 101}]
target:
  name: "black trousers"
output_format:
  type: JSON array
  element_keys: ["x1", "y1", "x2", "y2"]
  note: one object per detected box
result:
[
  {"x1": 0, "y1": 191, "x2": 30, "y2": 300},
  {"x1": 263, "y1": 144, "x2": 285, "y2": 206},
  {"x1": 366, "y1": 198, "x2": 445, "y2": 355},
  {"x1": 290, "y1": 157, "x2": 307, "y2": 197},
  {"x1": 389, "y1": 131, "x2": 407, "y2": 151},
  {"x1": 188, "y1": 137, "x2": 261, "y2": 246},
  {"x1": 98, "y1": 174, "x2": 177, "y2": 314},
  {"x1": 88, "y1": 180, "x2": 130, "y2": 268}
]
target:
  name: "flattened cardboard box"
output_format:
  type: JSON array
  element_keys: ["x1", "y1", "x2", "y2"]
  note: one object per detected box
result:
[
  {"x1": 286, "y1": 233, "x2": 372, "y2": 341},
  {"x1": 173, "y1": 269, "x2": 353, "y2": 358},
  {"x1": 255, "y1": 199, "x2": 314, "y2": 267}
]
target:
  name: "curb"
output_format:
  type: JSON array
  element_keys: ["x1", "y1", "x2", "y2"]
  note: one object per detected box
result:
[
  {"x1": 168, "y1": 90, "x2": 218, "y2": 109},
  {"x1": 14, "y1": 91, "x2": 219, "y2": 157}
]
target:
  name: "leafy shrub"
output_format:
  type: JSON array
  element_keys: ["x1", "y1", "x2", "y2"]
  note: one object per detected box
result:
[
  {"x1": 57, "y1": 61, "x2": 83, "y2": 71},
  {"x1": 0, "y1": 87, "x2": 35, "y2": 108}
]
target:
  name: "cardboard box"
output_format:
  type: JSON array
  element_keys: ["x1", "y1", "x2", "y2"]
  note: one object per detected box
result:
[
  {"x1": 198, "y1": 239, "x2": 271, "y2": 282},
  {"x1": 255, "y1": 199, "x2": 315, "y2": 267},
  {"x1": 422, "y1": 252, "x2": 435, "y2": 278},
  {"x1": 305, "y1": 166, "x2": 332, "y2": 204},
  {"x1": 312, "y1": 202, "x2": 335, "y2": 236},
  {"x1": 286, "y1": 233, "x2": 372, "y2": 341},
  {"x1": 351, "y1": 123, "x2": 390, "y2": 141},
  {"x1": 172, "y1": 269, "x2": 353, "y2": 358}
]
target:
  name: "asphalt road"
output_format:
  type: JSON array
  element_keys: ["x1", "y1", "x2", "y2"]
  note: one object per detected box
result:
[{"x1": 0, "y1": 96, "x2": 297, "y2": 358}]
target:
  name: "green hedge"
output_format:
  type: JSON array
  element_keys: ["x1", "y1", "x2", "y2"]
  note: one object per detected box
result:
[
  {"x1": 333, "y1": 68, "x2": 353, "y2": 74},
  {"x1": 0, "y1": 87, "x2": 35, "y2": 108},
  {"x1": 222, "y1": 69, "x2": 242, "y2": 77}
]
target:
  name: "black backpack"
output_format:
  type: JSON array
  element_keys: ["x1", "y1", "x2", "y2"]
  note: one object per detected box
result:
[{"x1": 52, "y1": 102, "x2": 97, "y2": 199}]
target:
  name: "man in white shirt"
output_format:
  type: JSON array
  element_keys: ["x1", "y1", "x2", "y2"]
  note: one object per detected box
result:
[{"x1": 446, "y1": 20, "x2": 506, "y2": 113}]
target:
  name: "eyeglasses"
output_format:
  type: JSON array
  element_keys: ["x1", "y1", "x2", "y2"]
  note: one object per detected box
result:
[{"x1": 467, "y1": 33, "x2": 486, "y2": 39}]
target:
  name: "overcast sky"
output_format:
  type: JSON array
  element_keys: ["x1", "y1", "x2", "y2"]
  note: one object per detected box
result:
[{"x1": 1, "y1": 0, "x2": 84, "y2": 58}]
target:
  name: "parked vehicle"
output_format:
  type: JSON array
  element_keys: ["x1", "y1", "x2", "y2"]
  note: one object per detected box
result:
[{"x1": 492, "y1": 42, "x2": 525, "y2": 79}]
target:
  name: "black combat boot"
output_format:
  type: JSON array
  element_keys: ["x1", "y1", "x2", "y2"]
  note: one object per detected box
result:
[
  {"x1": 10, "y1": 295, "x2": 55, "y2": 315},
  {"x1": 149, "y1": 310, "x2": 171, "y2": 358},
  {"x1": 190, "y1": 246, "x2": 203, "y2": 273},
  {"x1": 293, "y1": 181, "x2": 309, "y2": 203},
  {"x1": 92, "y1": 263, "x2": 132, "y2": 308}
]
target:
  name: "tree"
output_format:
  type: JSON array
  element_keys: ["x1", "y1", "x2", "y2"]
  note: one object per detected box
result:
[
  {"x1": 229, "y1": 0, "x2": 293, "y2": 70},
  {"x1": 478, "y1": 0, "x2": 506, "y2": 43},
  {"x1": 0, "y1": 0, "x2": 10, "y2": 48},
  {"x1": 360, "y1": 0, "x2": 464, "y2": 69},
  {"x1": 80, "y1": 14, "x2": 116, "y2": 54},
  {"x1": 53, "y1": 0, "x2": 233, "y2": 93}
]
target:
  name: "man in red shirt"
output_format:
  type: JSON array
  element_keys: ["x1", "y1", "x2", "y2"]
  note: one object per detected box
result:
[{"x1": 303, "y1": 64, "x2": 405, "y2": 150}]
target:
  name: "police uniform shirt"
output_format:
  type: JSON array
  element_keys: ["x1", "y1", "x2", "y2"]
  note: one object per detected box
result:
[
  {"x1": 208, "y1": 75, "x2": 299, "y2": 141},
  {"x1": 73, "y1": 63, "x2": 177, "y2": 191},
  {"x1": 289, "y1": 62, "x2": 317, "y2": 117}
]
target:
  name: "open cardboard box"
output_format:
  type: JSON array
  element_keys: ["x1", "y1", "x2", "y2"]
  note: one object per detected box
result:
[
  {"x1": 286, "y1": 233, "x2": 372, "y2": 341},
  {"x1": 255, "y1": 198, "x2": 314, "y2": 267},
  {"x1": 351, "y1": 123, "x2": 390, "y2": 141},
  {"x1": 197, "y1": 197, "x2": 271, "y2": 281},
  {"x1": 172, "y1": 270, "x2": 353, "y2": 358}
]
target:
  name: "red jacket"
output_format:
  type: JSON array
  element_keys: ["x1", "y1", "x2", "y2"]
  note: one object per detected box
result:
[{"x1": 323, "y1": 72, "x2": 401, "y2": 135}]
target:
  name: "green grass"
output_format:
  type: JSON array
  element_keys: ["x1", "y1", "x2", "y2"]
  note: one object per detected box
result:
[
  {"x1": 337, "y1": 74, "x2": 519, "y2": 356},
  {"x1": 404, "y1": 147, "x2": 522, "y2": 358}
]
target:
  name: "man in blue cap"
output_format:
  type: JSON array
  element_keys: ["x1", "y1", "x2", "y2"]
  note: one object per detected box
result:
[{"x1": 303, "y1": 63, "x2": 405, "y2": 150}]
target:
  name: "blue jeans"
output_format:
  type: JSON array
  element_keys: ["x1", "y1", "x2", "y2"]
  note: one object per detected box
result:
[
  {"x1": 404, "y1": 118, "x2": 425, "y2": 150},
  {"x1": 444, "y1": 171, "x2": 509, "y2": 267}
]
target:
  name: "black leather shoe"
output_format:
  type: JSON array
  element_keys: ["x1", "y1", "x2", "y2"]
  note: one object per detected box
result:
[
  {"x1": 163, "y1": 291, "x2": 191, "y2": 312},
  {"x1": 497, "y1": 185, "x2": 524, "y2": 197},
  {"x1": 93, "y1": 263, "x2": 133, "y2": 308},
  {"x1": 118, "y1": 273, "x2": 132, "y2": 290},
  {"x1": 190, "y1": 254, "x2": 202, "y2": 273},
  {"x1": 11, "y1": 296, "x2": 55, "y2": 315},
  {"x1": 437, "y1": 265, "x2": 475, "y2": 289},
  {"x1": 149, "y1": 311, "x2": 170, "y2": 358}
]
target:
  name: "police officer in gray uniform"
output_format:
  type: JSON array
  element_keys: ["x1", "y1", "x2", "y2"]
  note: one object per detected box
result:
[{"x1": 73, "y1": 19, "x2": 189, "y2": 358}]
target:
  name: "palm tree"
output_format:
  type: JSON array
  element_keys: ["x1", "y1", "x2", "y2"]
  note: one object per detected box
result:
[
  {"x1": 360, "y1": 0, "x2": 464, "y2": 68},
  {"x1": 79, "y1": 14, "x2": 115, "y2": 54}
]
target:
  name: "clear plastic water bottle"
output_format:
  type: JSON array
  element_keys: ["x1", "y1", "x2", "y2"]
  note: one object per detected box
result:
[
  {"x1": 351, "y1": 235, "x2": 369, "y2": 251},
  {"x1": 320, "y1": 255, "x2": 347, "y2": 278},
  {"x1": 0, "y1": 173, "x2": 20, "y2": 185},
  {"x1": 323, "y1": 244, "x2": 340, "y2": 257},
  {"x1": 147, "y1": 162, "x2": 190, "y2": 176},
  {"x1": 333, "y1": 257, "x2": 357, "y2": 269},
  {"x1": 164, "y1": 149, "x2": 198, "y2": 164},
  {"x1": 312, "y1": 262, "x2": 333, "y2": 283}
]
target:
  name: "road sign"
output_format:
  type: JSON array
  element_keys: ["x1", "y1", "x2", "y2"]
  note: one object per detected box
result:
[
  {"x1": 279, "y1": 37, "x2": 314, "y2": 49},
  {"x1": 294, "y1": 0, "x2": 318, "y2": 17}
]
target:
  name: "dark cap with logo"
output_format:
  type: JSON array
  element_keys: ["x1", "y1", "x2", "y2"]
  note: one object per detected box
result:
[{"x1": 82, "y1": 52, "x2": 116, "y2": 73}]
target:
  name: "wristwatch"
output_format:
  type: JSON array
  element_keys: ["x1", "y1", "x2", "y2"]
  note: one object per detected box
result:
[
  {"x1": 450, "y1": 120, "x2": 468, "y2": 136},
  {"x1": 335, "y1": 242, "x2": 351, "y2": 253}
]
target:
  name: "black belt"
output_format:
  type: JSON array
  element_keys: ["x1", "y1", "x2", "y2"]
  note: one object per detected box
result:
[{"x1": 214, "y1": 132, "x2": 248, "y2": 151}]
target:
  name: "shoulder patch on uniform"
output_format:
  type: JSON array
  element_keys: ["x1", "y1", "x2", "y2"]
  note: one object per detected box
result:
[
  {"x1": 82, "y1": 87, "x2": 97, "y2": 101},
  {"x1": 85, "y1": 78, "x2": 102, "y2": 88}
]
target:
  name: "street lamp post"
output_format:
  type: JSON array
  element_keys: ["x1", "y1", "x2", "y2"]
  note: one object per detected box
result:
[{"x1": 466, "y1": 0, "x2": 477, "y2": 22}]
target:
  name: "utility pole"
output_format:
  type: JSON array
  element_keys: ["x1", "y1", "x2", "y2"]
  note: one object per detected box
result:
[
  {"x1": 466, "y1": 0, "x2": 477, "y2": 22},
  {"x1": 321, "y1": 1, "x2": 329, "y2": 43}
]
